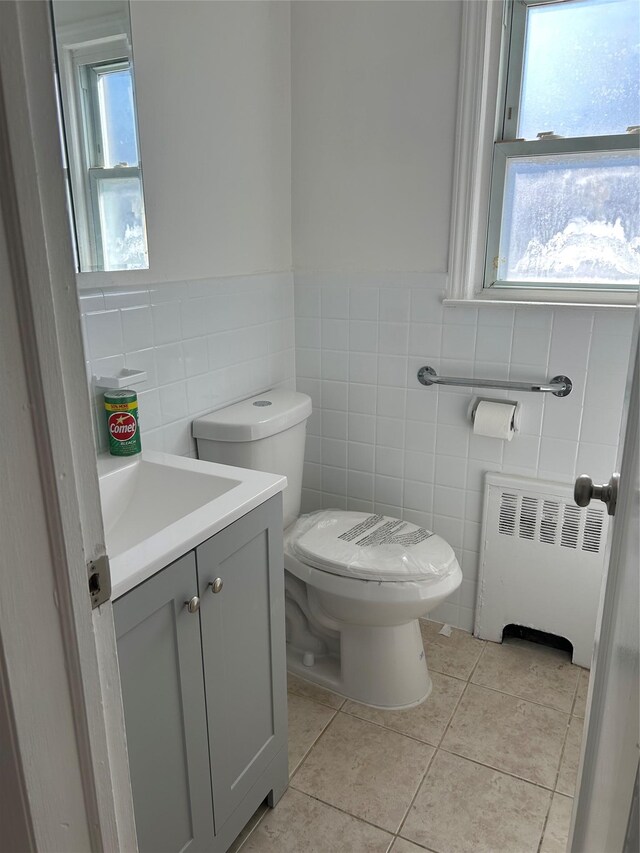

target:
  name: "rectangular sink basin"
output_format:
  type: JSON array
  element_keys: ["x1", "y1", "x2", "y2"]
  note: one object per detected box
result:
[{"x1": 98, "y1": 450, "x2": 286, "y2": 599}]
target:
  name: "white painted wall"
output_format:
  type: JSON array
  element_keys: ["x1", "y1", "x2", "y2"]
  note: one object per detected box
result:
[
  {"x1": 80, "y1": 0, "x2": 292, "y2": 288},
  {"x1": 292, "y1": 0, "x2": 462, "y2": 272},
  {"x1": 78, "y1": 1, "x2": 295, "y2": 453}
]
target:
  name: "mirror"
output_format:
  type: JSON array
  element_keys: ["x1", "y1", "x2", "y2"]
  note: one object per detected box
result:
[{"x1": 51, "y1": 0, "x2": 149, "y2": 272}]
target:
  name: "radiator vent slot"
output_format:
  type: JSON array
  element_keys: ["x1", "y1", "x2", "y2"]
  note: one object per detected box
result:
[
  {"x1": 561, "y1": 505, "x2": 581, "y2": 549},
  {"x1": 519, "y1": 496, "x2": 537, "y2": 540},
  {"x1": 583, "y1": 508, "x2": 605, "y2": 553},
  {"x1": 540, "y1": 500, "x2": 560, "y2": 544},
  {"x1": 496, "y1": 490, "x2": 607, "y2": 554},
  {"x1": 498, "y1": 492, "x2": 517, "y2": 536}
]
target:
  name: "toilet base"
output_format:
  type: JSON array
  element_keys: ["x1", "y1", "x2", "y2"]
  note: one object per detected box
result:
[{"x1": 287, "y1": 618, "x2": 432, "y2": 710}]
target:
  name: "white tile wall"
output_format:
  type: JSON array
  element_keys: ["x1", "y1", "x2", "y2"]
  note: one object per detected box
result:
[
  {"x1": 80, "y1": 272, "x2": 295, "y2": 456},
  {"x1": 295, "y1": 271, "x2": 635, "y2": 632}
]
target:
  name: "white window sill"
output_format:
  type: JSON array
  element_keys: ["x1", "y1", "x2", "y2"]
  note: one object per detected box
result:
[{"x1": 444, "y1": 290, "x2": 638, "y2": 311}]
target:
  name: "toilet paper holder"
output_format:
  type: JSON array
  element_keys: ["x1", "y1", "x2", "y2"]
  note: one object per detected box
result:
[{"x1": 468, "y1": 397, "x2": 520, "y2": 432}]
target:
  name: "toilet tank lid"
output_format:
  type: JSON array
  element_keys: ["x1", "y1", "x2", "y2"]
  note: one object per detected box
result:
[{"x1": 193, "y1": 390, "x2": 312, "y2": 442}]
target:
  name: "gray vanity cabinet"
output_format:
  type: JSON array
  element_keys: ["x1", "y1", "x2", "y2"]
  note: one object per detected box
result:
[
  {"x1": 114, "y1": 496, "x2": 288, "y2": 853},
  {"x1": 196, "y1": 495, "x2": 287, "y2": 835},
  {"x1": 113, "y1": 552, "x2": 215, "y2": 853}
]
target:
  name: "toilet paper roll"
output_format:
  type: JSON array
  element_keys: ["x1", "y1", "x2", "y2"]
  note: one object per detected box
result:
[{"x1": 473, "y1": 400, "x2": 516, "y2": 441}]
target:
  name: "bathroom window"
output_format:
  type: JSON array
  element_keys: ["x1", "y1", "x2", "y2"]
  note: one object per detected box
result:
[
  {"x1": 76, "y1": 57, "x2": 147, "y2": 271},
  {"x1": 51, "y1": 6, "x2": 149, "y2": 274},
  {"x1": 448, "y1": 0, "x2": 640, "y2": 305},
  {"x1": 486, "y1": 0, "x2": 639, "y2": 292}
]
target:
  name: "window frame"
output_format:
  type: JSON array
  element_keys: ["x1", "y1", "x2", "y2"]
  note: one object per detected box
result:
[
  {"x1": 82, "y1": 58, "x2": 142, "y2": 270},
  {"x1": 446, "y1": 0, "x2": 639, "y2": 308},
  {"x1": 54, "y1": 16, "x2": 146, "y2": 273}
]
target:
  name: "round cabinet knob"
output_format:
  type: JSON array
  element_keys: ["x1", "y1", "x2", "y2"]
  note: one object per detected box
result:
[
  {"x1": 185, "y1": 596, "x2": 200, "y2": 613},
  {"x1": 210, "y1": 578, "x2": 223, "y2": 594}
]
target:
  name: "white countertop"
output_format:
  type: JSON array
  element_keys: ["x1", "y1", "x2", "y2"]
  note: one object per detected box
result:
[{"x1": 98, "y1": 450, "x2": 286, "y2": 600}]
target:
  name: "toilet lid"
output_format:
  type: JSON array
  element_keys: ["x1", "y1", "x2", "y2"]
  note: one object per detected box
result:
[{"x1": 288, "y1": 510, "x2": 458, "y2": 583}]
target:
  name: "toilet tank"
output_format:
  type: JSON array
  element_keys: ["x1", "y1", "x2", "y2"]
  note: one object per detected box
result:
[{"x1": 192, "y1": 390, "x2": 312, "y2": 529}]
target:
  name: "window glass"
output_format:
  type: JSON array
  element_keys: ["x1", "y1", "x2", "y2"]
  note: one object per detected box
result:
[
  {"x1": 96, "y1": 175, "x2": 147, "y2": 270},
  {"x1": 518, "y1": 0, "x2": 640, "y2": 140},
  {"x1": 498, "y1": 149, "x2": 640, "y2": 285},
  {"x1": 97, "y1": 67, "x2": 139, "y2": 168}
]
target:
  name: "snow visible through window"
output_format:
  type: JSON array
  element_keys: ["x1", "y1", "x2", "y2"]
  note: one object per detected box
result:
[{"x1": 500, "y1": 151, "x2": 640, "y2": 285}]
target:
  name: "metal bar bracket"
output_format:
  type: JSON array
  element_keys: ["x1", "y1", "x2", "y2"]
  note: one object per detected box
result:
[{"x1": 417, "y1": 365, "x2": 572, "y2": 397}]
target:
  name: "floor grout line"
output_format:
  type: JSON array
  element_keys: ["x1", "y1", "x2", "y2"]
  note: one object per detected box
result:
[
  {"x1": 435, "y1": 743, "x2": 559, "y2": 793},
  {"x1": 285, "y1": 784, "x2": 403, "y2": 838},
  {"x1": 287, "y1": 688, "x2": 346, "y2": 712},
  {"x1": 287, "y1": 705, "x2": 339, "y2": 783},
  {"x1": 391, "y1": 746, "x2": 439, "y2": 839},
  {"x1": 459, "y1": 678, "x2": 577, "y2": 714},
  {"x1": 552, "y1": 714, "x2": 575, "y2": 795}
]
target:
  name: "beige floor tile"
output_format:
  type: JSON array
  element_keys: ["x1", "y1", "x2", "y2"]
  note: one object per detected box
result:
[
  {"x1": 420, "y1": 620, "x2": 484, "y2": 680},
  {"x1": 343, "y1": 671, "x2": 465, "y2": 746},
  {"x1": 287, "y1": 693, "x2": 336, "y2": 776},
  {"x1": 540, "y1": 794, "x2": 574, "y2": 853},
  {"x1": 391, "y1": 838, "x2": 433, "y2": 852},
  {"x1": 291, "y1": 712, "x2": 434, "y2": 832},
  {"x1": 572, "y1": 669, "x2": 590, "y2": 718},
  {"x1": 287, "y1": 672, "x2": 345, "y2": 709},
  {"x1": 401, "y1": 751, "x2": 550, "y2": 853},
  {"x1": 239, "y1": 788, "x2": 394, "y2": 852},
  {"x1": 229, "y1": 804, "x2": 268, "y2": 853},
  {"x1": 556, "y1": 716, "x2": 585, "y2": 796},
  {"x1": 441, "y1": 684, "x2": 568, "y2": 788},
  {"x1": 471, "y1": 638, "x2": 579, "y2": 712}
]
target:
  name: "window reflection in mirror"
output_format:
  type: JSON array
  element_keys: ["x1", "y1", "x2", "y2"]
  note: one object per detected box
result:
[{"x1": 50, "y1": 0, "x2": 149, "y2": 272}]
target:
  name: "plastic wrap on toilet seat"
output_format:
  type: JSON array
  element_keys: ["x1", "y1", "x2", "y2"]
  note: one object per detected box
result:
[{"x1": 288, "y1": 510, "x2": 458, "y2": 583}]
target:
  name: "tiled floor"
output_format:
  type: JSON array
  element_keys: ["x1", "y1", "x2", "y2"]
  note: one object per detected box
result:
[{"x1": 232, "y1": 622, "x2": 588, "y2": 853}]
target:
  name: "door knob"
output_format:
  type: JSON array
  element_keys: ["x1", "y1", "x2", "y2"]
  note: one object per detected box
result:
[
  {"x1": 185, "y1": 596, "x2": 200, "y2": 613},
  {"x1": 574, "y1": 472, "x2": 620, "y2": 516},
  {"x1": 210, "y1": 578, "x2": 223, "y2": 594}
]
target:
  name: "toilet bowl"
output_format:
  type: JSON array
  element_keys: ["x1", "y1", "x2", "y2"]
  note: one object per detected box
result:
[
  {"x1": 193, "y1": 389, "x2": 462, "y2": 710},
  {"x1": 283, "y1": 509, "x2": 462, "y2": 709}
]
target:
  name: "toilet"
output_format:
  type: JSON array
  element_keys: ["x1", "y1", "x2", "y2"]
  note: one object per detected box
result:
[{"x1": 193, "y1": 389, "x2": 462, "y2": 710}]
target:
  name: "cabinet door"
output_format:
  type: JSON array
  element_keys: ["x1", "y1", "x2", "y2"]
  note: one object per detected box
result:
[
  {"x1": 197, "y1": 496, "x2": 287, "y2": 832},
  {"x1": 114, "y1": 553, "x2": 215, "y2": 853}
]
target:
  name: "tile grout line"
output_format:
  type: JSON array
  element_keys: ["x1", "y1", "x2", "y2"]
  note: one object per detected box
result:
[
  {"x1": 435, "y1": 743, "x2": 558, "y2": 794},
  {"x1": 337, "y1": 675, "x2": 469, "y2": 749},
  {"x1": 285, "y1": 784, "x2": 403, "y2": 839},
  {"x1": 287, "y1": 705, "x2": 340, "y2": 782},
  {"x1": 394, "y1": 647, "x2": 481, "y2": 842},
  {"x1": 465, "y1": 674, "x2": 579, "y2": 714},
  {"x1": 551, "y1": 670, "x2": 584, "y2": 795},
  {"x1": 287, "y1": 684, "x2": 346, "y2": 713},
  {"x1": 392, "y1": 745, "x2": 439, "y2": 842}
]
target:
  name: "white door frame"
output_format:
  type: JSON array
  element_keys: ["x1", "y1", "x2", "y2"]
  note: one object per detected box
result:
[{"x1": 0, "y1": 1, "x2": 136, "y2": 849}]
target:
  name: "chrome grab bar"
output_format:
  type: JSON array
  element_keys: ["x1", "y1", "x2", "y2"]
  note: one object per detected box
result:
[{"x1": 417, "y1": 366, "x2": 572, "y2": 397}]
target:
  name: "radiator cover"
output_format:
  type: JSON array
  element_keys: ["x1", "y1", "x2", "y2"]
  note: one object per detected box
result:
[{"x1": 475, "y1": 473, "x2": 609, "y2": 667}]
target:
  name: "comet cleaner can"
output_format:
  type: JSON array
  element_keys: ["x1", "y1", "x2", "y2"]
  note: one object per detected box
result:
[{"x1": 104, "y1": 389, "x2": 142, "y2": 456}]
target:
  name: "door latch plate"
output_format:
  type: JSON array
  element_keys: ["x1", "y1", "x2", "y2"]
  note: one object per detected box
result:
[{"x1": 88, "y1": 555, "x2": 111, "y2": 609}]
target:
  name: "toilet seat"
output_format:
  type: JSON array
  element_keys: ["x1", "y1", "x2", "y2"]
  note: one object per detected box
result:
[{"x1": 286, "y1": 510, "x2": 458, "y2": 584}]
